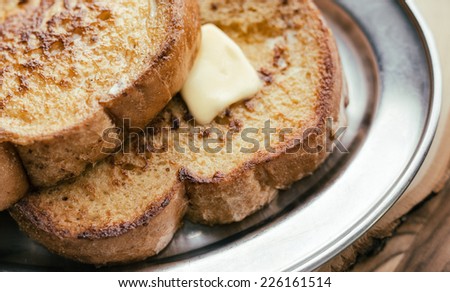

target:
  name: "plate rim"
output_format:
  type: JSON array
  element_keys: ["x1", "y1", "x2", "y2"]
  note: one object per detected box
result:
[{"x1": 291, "y1": 0, "x2": 442, "y2": 271}]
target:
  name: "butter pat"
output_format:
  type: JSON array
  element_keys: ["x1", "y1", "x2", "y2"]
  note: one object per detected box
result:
[{"x1": 181, "y1": 24, "x2": 262, "y2": 125}]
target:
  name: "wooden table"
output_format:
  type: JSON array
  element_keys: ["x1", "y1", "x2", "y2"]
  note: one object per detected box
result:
[{"x1": 319, "y1": 0, "x2": 450, "y2": 272}]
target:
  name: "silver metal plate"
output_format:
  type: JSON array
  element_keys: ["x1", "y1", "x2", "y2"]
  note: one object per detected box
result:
[{"x1": 0, "y1": 0, "x2": 441, "y2": 271}]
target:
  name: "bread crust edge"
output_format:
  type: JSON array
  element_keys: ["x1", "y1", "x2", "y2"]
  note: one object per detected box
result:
[
  {"x1": 10, "y1": 183, "x2": 186, "y2": 266},
  {"x1": 0, "y1": 143, "x2": 29, "y2": 211}
]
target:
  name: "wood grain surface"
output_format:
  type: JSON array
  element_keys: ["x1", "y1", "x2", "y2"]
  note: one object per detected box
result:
[
  {"x1": 352, "y1": 185, "x2": 450, "y2": 272},
  {"x1": 319, "y1": 0, "x2": 450, "y2": 272}
]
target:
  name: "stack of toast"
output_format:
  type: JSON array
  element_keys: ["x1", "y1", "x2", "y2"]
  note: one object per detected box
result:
[{"x1": 1, "y1": 0, "x2": 343, "y2": 265}]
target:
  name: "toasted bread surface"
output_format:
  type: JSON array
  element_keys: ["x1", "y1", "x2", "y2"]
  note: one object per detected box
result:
[
  {"x1": 11, "y1": 0, "x2": 342, "y2": 264},
  {"x1": 11, "y1": 182, "x2": 186, "y2": 265},
  {"x1": 0, "y1": 0, "x2": 201, "y2": 192}
]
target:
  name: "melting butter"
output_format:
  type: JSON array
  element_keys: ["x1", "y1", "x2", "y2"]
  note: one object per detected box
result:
[{"x1": 181, "y1": 24, "x2": 262, "y2": 125}]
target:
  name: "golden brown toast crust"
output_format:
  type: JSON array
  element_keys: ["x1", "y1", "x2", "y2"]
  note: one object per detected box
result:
[
  {"x1": 16, "y1": 110, "x2": 115, "y2": 187},
  {"x1": 11, "y1": 0, "x2": 343, "y2": 265},
  {"x1": 0, "y1": 143, "x2": 28, "y2": 211},
  {"x1": 0, "y1": 0, "x2": 201, "y2": 201},
  {"x1": 100, "y1": 0, "x2": 201, "y2": 129},
  {"x1": 10, "y1": 183, "x2": 186, "y2": 265}
]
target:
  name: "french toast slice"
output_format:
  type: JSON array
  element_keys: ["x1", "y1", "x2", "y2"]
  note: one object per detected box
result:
[
  {"x1": 11, "y1": 0, "x2": 343, "y2": 265},
  {"x1": 0, "y1": 0, "x2": 201, "y2": 198}
]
